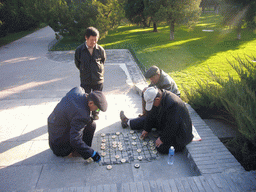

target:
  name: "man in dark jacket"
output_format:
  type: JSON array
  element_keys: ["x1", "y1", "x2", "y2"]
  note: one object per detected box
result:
[
  {"x1": 75, "y1": 27, "x2": 106, "y2": 120},
  {"x1": 120, "y1": 87, "x2": 193, "y2": 153},
  {"x1": 120, "y1": 65, "x2": 180, "y2": 128},
  {"x1": 48, "y1": 87, "x2": 108, "y2": 162},
  {"x1": 75, "y1": 27, "x2": 106, "y2": 93}
]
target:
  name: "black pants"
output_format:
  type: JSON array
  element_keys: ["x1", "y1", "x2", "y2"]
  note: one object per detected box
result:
[
  {"x1": 81, "y1": 83, "x2": 103, "y2": 94},
  {"x1": 49, "y1": 121, "x2": 96, "y2": 157}
]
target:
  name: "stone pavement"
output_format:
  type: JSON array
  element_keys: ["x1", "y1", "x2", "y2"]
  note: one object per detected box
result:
[{"x1": 0, "y1": 26, "x2": 255, "y2": 192}]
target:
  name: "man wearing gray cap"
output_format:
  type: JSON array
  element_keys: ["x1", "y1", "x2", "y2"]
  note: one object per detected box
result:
[
  {"x1": 120, "y1": 87, "x2": 193, "y2": 153},
  {"x1": 48, "y1": 87, "x2": 108, "y2": 162},
  {"x1": 144, "y1": 65, "x2": 180, "y2": 97}
]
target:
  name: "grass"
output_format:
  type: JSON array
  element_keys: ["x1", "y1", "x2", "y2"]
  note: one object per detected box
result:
[
  {"x1": 51, "y1": 13, "x2": 256, "y2": 101},
  {"x1": 0, "y1": 23, "x2": 47, "y2": 47}
]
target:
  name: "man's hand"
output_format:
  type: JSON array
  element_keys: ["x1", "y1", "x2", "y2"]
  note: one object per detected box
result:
[
  {"x1": 155, "y1": 137, "x2": 163, "y2": 147},
  {"x1": 91, "y1": 151, "x2": 101, "y2": 162},
  {"x1": 140, "y1": 130, "x2": 148, "y2": 140}
]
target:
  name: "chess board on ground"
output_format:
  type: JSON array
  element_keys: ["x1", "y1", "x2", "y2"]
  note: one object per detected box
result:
[{"x1": 95, "y1": 130, "x2": 159, "y2": 166}]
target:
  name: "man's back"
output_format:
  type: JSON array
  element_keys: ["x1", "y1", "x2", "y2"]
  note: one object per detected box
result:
[{"x1": 154, "y1": 70, "x2": 180, "y2": 96}]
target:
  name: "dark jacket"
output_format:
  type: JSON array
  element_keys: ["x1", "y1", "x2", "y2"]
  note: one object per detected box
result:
[
  {"x1": 144, "y1": 90, "x2": 193, "y2": 147},
  {"x1": 48, "y1": 87, "x2": 94, "y2": 159},
  {"x1": 75, "y1": 43, "x2": 106, "y2": 85},
  {"x1": 149, "y1": 70, "x2": 180, "y2": 96}
]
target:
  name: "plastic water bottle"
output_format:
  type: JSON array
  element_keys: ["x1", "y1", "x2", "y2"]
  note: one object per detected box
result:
[{"x1": 168, "y1": 146, "x2": 175, "y2": 165}]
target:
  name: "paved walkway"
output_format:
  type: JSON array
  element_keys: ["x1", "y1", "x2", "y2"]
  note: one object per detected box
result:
[{"x1": 0, "y1": 26, "x2": 255, "y2": 191}]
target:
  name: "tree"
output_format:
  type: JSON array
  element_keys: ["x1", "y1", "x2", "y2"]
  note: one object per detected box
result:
[
  {"x1": 0, "y1": 0, "x2": 40, "y2": 37},
  {"x1": 220, "y1": 0, "x2": 256, "y2": 40},
  {"x1": 124, "y1": 0, "x2": 149, "y2": 27},
  {"x1": 42, "y1": 0, "x2": 125, "y2": 42},
  {"x1": 143, "y1": 0, "x2": 166, "y2": 32},
  {"x1": 158, "y1": 0, "x2": 201, "y2": 40},
  {"x1": 200, "y1": 0, "x2": 220, "y2": 13}
]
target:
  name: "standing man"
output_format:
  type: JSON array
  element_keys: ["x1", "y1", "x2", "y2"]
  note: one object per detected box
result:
[
  {"x1": 48, "y1": 87, "x2": 108, "y2": 162},
  {"x1": 120, "y1": 87, "x2": 193, "y2": 153},
  {"x1": 75, "y1": 27, "x2": 106, "y2": 120}
]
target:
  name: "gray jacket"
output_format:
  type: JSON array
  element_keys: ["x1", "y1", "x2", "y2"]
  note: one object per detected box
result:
[{"x1": 149, "y1": 70, "x2": 180, "y2": 96}]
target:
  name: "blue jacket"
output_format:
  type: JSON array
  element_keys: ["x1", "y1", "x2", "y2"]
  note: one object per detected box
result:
[{"x1": 48, "y1": 87, "x2": 94, "y2": 159}]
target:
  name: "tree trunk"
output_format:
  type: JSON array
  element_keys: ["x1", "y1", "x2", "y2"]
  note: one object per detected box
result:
[
  {"x1": 170, "y1": 21, "x2": 175, "y2": 40},
  {"x1": 237, "y1": 32, "x2": 241, "y2": 40},
  {"x1": 236, "y1": 24, "x2": 242, "y2": 40},
  {"x1": 153, "y1": 22, "x2": 157, "y2": 32}
]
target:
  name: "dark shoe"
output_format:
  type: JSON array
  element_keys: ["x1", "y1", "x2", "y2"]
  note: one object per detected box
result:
[{"x1": 120, "y1": 111, "x2": 129, "y2": 128}]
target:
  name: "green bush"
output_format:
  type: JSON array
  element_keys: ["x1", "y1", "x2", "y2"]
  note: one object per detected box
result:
[
  {"x1": 228, "y1": 56, "x2": 256, "y2": 92},
  {"x1": 0, "y1": 0, "x2": 40, "y2": 37},
  {"x1": 47, "y1": 0, "x2": 125, "y2": 42},
  {"x1": 183, "y1": 55, "x2": 256, "y2": 145},
  {"x1": 183, "y1": 55, "x2": 256, "y2": 170},
  {"x1": 224, "y1": 135, "x2": 256, "y2": 171}
]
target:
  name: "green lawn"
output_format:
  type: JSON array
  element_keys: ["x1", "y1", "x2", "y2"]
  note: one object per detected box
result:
[{"x1": 52, "y1": 13, "x2": 256, "y2": 100}]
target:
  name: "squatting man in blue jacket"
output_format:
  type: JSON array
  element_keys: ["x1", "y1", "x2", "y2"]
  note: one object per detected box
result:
[
  {"x1": 47, "y1": 87, "x2": 107, "y2": 162},
  {"x1": 120, "y1": 87, "x2": 193, "y2": 153}
]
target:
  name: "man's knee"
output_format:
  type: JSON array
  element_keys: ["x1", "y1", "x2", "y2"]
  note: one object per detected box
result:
[
  {"x1": 49, "y1": 143, "x2": 72, "y2": 157},
  {"x1": 156, "y1": 144, "x2": 185, "y2": 154},
  {"x1": 156, "y1": 144, "x2": 169, "y2": 154}
]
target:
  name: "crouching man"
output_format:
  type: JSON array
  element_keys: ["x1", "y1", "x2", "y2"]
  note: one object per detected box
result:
[
  {"x1": 48, "y1": 87, "x2": 107, "y2": 162},
  {"x1": 120, "y1": 87, "x2": 193, "y2": 153}
]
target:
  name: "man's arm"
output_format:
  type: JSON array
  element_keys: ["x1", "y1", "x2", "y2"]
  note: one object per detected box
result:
[
  {"x1": 69, "y1": 117, "x2": 94, "y2": 159},
  {"x1": 74, "y1": 48, "x2": 80, "y2": 69},
  {"x1": 102, "y1": 49, "x2": 106, "y2": 65},
  {"x1": 159, "y1": 108, "x2": 178, "y2": 144}
]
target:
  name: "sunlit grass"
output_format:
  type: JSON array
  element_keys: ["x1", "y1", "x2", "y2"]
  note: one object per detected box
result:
[{"x1": 52, "y1": 13, "x2": 256, "y2": 101}]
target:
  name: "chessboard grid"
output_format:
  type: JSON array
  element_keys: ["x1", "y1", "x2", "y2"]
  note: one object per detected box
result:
[{"x1": 96, "y1": 130, "x2": 159, "y2": 166}]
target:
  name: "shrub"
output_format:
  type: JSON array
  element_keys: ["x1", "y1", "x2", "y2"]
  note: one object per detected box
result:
[
  {"x1": 183, "y1": 55, "x2": 256, "y2": 170},
  {"x1": 0, "y1": 0, "x2": 40, "y2": 37},
  {"x1": 183, "y1": 55, "x2": 256, "y2": 145},
  {"x1": 46, "y1": 0, "x2": 125, "y2": 42}
]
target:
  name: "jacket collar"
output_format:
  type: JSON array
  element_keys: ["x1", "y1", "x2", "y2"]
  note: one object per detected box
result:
[{"x1": 82, "y1": 42, "x2": 100, "y2": 50}]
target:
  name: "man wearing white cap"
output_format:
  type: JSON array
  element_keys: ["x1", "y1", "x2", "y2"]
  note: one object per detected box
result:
[{"x1": 120, "y1": 87, "x2": 193, "y2": 153}]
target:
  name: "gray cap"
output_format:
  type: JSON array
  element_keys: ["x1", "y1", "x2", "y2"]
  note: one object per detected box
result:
[
  {"x1": 89, "y1": 91, "x2": 108, "y2": 112},
  {"x1": 144, "y1": 66, "x2": 160, "y2": 78}
]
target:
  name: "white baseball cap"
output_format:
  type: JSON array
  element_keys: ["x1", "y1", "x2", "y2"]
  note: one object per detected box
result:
[{"x1": 144, "y1": 87, "x2": 158, "y2": 111}]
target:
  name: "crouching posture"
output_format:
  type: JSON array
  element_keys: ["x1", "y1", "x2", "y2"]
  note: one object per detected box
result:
[
  {"x1": 120, "y1": 87, "x2": 193, "y2": 153},
  {"x1": 48, "y1": 87, "x2": 107, "y2": 162}
]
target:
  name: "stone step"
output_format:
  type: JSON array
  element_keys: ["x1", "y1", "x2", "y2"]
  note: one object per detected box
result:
[{"x1": 35, "y1": 170, "x2": 256, "y2": 192}]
